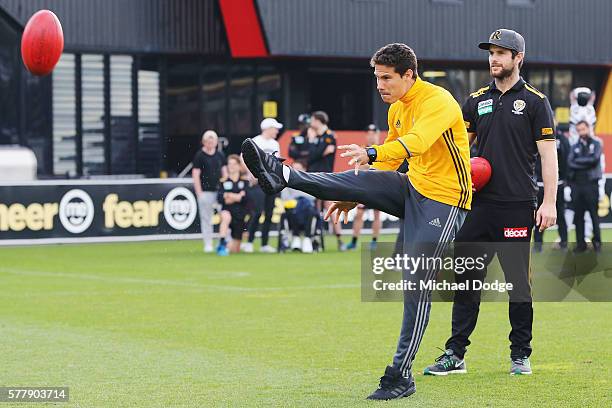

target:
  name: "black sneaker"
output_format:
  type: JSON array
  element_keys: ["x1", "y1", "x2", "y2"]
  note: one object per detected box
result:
[
  {"x1": 241, "y1": 138, "x2": 287, "y2": 194},
  {"x1": 423, "y1": 349, "x2": 467, "y2": 376},
  {"x1": 573, "y1": 244, "x2": 587, "y2": 254},
  {"x1": 366, "y1": 365, "x2": 416, "y2": 400}
]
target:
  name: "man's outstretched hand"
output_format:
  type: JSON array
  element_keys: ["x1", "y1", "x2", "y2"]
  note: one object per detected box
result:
[
  {"x1": 338, "y1": 144, "x2": 368, "y2": 175},
  {"x1": 324, "y1": 201, "x2": 358, "y2": 224}
]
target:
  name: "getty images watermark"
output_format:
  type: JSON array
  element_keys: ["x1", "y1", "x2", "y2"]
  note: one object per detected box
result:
[
  {"x1": 361, "y1": 242, "x2": 612, "y2": 302},
  {"x1": 371, "y1": 252, "x2": 513, "y2": 293}
]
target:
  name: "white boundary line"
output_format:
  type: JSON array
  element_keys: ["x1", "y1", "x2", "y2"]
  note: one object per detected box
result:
[
  {"x1": 0, "y1": 267, "x2": 360, "y2": 292},
  {"x1": 0, "y1": 228, "x2": 402, "y2": 247},
  {"x1": 2, "y1": 225, "x2": 612, "y2": 247}
]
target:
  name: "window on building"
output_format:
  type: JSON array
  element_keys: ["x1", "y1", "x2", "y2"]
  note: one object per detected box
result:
[
  {"x1": 110, "y1": 55, "x2": 134, "y2": 174},
  {"x1": 24, "y1": 73, "x2": 53, "y2": 175},
  {"x1": 167, "y1": 62, "x2": 200, "y2": 138},
  {"x1": 81, "y1": 54, "x2": 106, "y2": 176},
  {"x1": 551, "y1": 69, "x2": 572, "y2": 109},
  {"x1": 572, "y1": 68, "x2": 606, "y2": 95},
  {"x1": 229, "y1": 65, "x2": 255, "y2": 135},
  {"x1": 52, "y1": 54, "x2": 77, "y2": 177},
  {"x1": 526, "y1": 69, "x2": 550, "y2": 97},
  {"x1": 422, "y1": 69, "x2": 469, "y2": 103},
  {"x1": 256, "y1": 66, "x2": 282, "y2": 125},
  {"x1": 50, "y1": 53, "x2": 167, "y2": 177},
  {"x1": 166, "y1": 61, "x2": 201, "y2": 174},
  {"x1": 468, "y1": 70, "x2": 492, "y2": 94},
  {"x1": 137, "y1": 57, "x2": 161, "y2": 177},
  {"x1": 201, "y1": 63, "x2": 228, "y2": 135},
  {"x1": 308, "y1": 68, "x2": 372, "y2": 130}
]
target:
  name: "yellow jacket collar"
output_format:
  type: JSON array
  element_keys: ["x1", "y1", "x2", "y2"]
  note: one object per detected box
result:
[{"x1": 400, "y1": 76, "x2": 425, "y2": 104}]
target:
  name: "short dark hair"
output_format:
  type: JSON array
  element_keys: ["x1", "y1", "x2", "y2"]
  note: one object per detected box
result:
[
  {"x1": 370, "y1": 43, "x2": 418, "y2": 78},
  {"x1": 311, "y1": 110, "x2": 329, "y2": 125},
  {"x1": 575, "y1": 120, "x2": 590, "y2": 128},
  {"x1": 511, "y1": 50, "x2": 524, "y2": 70}
]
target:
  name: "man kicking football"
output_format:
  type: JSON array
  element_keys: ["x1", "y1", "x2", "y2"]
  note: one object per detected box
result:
[{"x1": 242, "y1": 43, "x2": 472, "y2": 400}]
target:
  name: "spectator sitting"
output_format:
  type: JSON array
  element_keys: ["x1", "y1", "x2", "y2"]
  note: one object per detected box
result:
[{"x1": 216, "y1": 155, "x2": 250, "y2": 256}]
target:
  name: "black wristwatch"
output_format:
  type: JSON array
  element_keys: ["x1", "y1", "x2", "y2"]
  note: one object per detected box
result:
[{"x1": 366, "y1": 147, "x2": 378, "y2": 164}]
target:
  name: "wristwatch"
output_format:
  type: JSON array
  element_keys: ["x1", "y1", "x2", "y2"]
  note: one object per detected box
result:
[{"x1": 366, "y1": 147, "x2": 378, "y2": 164}]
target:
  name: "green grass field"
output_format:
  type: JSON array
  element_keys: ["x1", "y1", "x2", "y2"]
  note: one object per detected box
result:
[{"x1": 0, "y1": 232, "x2": 611, "y2": 407}]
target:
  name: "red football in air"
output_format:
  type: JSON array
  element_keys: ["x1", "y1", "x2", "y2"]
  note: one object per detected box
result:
[
  {"x1": 21, "y1": 10, "x2": 64, "y2": 76},
  {"x1": 470, "y1": 157, "x2": 492, "y2": 192}
]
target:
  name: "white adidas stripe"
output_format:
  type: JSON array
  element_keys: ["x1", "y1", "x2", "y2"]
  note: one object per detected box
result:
[
  {"x1": 405, "y1": 207, "x2": 460, "y2": 375},
  {"x1": 403, "y1": 207, "x2": 460, "y2": 375},
  {"x1": 399, "y1": 206, "x2": 459, "y2": 376},
  {"x1": 399, "y1": 207, "x2": 458, "y2": 375}
]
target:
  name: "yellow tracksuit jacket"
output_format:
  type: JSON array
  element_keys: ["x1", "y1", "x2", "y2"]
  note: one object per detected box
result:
[{"x1": 372, "y1": 77, "x2": 472, "y2": 210}]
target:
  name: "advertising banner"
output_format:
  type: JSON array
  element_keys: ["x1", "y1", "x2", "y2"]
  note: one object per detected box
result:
[
  {"x1": 0, "y1": 179, "x2": 199, "y2": 244},
  {"x1": 0, "y1": 176, "x2": 610, "y2": 245}
]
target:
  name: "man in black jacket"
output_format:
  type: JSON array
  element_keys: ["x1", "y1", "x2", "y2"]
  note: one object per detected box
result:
[
  {"x1": 307, "y1": 110, "x2": 345, "y2": 250},
  {"x1": 533, "y1": 128, "x2": 570, "y2": 251},
  {"x1": 568, "y1": 120, "x2": 603, "y2": 252},
  {"x1": 288, "y1": 113, "x2": 311, "y2": 167},
  {"x1": 307, "y1": 111, "x2": 336, "y2": 173}
]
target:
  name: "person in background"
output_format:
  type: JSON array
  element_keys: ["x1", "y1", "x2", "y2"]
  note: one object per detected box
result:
[
  {"x1": 243, "y1": 118, "x2": 283, "y2": 253},
  {"x1": 347, "y1": 124, "x2": 382, "y2": 251},
  {"x1": 568, "y1": 120, "x2": 602, "y2": 253},
  {"x1": 569, "y1": 87, "x2": 596, "y2": 145},
  {"x1": 288, "y1": 113, "x2": 311, "y2": 168},
  {"x1": 533, "y1": 123, "x2": 570, "y2": 251},
  {"x1": 307, "y1": 110, "x2": 345, "y2": 251},
  {"x1": 216, "y1": 155, "x2": 250, "y2": 256},
  {"x1": 192, "y1": 130, "x2": 226, "y2": 253},
  {"x1": 280, "y1": 161, "x2": 319, "y2": 253}
]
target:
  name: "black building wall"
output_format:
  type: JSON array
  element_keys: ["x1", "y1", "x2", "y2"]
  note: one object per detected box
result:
[
  {"x1": 1, "y1": 0, "x2": 609, "y2": 178},
  {"x1": 0, "y1": 0, "x2": 228, "y2": 54},
  {"x1": 256, "y1": 0, "x2": 612, "y2": 65}
]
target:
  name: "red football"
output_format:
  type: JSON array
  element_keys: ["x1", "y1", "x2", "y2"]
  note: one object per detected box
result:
[
  {"x1": 470, "y1": 157, "x2": 492, "y2": 192},
  {"x1": 21, "y1": 10, "x2": 64, "y2": 76}
]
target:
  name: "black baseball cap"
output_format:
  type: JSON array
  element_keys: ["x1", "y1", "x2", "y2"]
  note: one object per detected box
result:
[{"x1": 478, "y1": 29, "x2": 525, "y2": 53}]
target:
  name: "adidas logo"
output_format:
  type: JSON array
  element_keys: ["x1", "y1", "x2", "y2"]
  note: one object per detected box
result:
[
  {"x1": 429, "y1": 218, "x2": 442, "y2": 228},
  {"x1": 395, "y1": 119, "x2": 401, "y2": 128}
]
